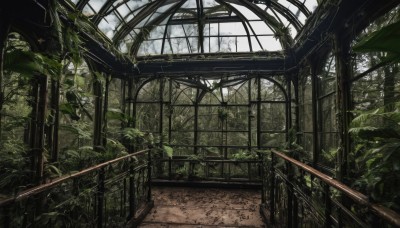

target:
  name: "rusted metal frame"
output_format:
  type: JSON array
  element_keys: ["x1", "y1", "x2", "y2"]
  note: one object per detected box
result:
[
  {"x1": 330, "y1": 197, "x2": 368, "y2": 227},
  {"x1": 269, "y1": 152, "x2": 276, "y2": 224},
  {"x1": 97, "y1": 167, "x2": 105, "y2": 228},
  {"x1": 215, "y1": 0, "x2": 254, "y2": 51},
  {"x1": 287, "y1": 0, "x2": 311, "y2": 17},
  {"x1": 171, "y1": 15, "x2": 244, "y2": 24},
  {"x1": 196, "y1": 0, "x2": 204, "y2": 53},
  {"x1": 158, "y1": 77, "x2": 164, "y2": 144},
  {"x1": 334, "y1": 34, "x2": 351, "y2": 182},
  {"x1": 76, "y1": 0, "x2": 90, "y2": 11},
  {"x1": 158, "y1": 158, "x2": 261, "y2": 163},
  {"x1": 310, "y1": 62, "x2": 319, "y2": 167},
  {"x1": 121, "y1": 79, "x2": 127, "y2": 130},
  {"x1": 97, "y1": 0, "x2": 145, "y2": 25},
  {"x1": 136, "y1": 47, "x2": 284, "y2": 60},
  {"x1": 128, "y1": 77, "x2": 135, "y2": 129},
  {"x1": 112, "y1": 0, "x2": 168, "y2": 43},
  {"x1": 171, "y1": 129, "x2": 286, "y2": 133},
  {"x1": 276, "y1": 167, "x2": 327, "y2": 225},
  {"x1": 92, "y1": 0, "x2": 117, "y2": 24},
  {"x1": 167, "y1": 79, "x2": 173, "y2": 179},
  {"x1": 128, "y1": 2, "x2": 184, "y2": 56},
  {"x1": 292, "y1": 72, "x2": 301, "y2": 145},
  {"x1": 147, "y1": 149, "x2": 152, "y2": 203},
  {"x1": 234, "y1": 0, "x2": 295, "y2": 46},
  {"x1": 286, "y1": 75, "x2": 292, "y2": 141},
  {"x1": 49, "y1": 79, "x2": 60, "y2": 162},
  {"x1": 272, "y1": 149, "x2": 400, "y2": 227},
  {"x1": 102, "y1": 76, "x2": 110, "y2": 147},
  {"x1": 169, "y1": 144, "x2": 269, "y2": 149},
  {"x1": 180, "y1": 23, "x2": 194, "y2": 54},
  {"x1": 248, "y1": 80, "x2": 252, "y2": 150},
  {"x1": 161, "y1": 1, "x2": 187, "y2": 55},
  {"x1": 131, "y1": 79, "x2": 148, "y2": 126},
  {"x1": 285, "y1": 159, "x2": 294, "y2": 227},
  {"x1": 93, "y1": 76, "x2": 104, "y2": 148},
  {"x1": 29, "y1": 78, "x2": 39, "y2": 180},
  {"x1": 269, "y1": 1, "x2": 302, "y2": 30},
  {"x1": 159, "y1": 158, "x2": 262, "y2": 181},
  {"x1": 256, "y1": 77, "x2": 261, "y2": 149},
  {"x1": 193, "y1": 85, "x2": 200, "y2": 156},
  {"x1": 0, "y1": 149, "x2": 149, "y2": 208},
  {"x1": 35, "y1": 75, "x2": 48, "y2": 185},
  {"x1": 335, "y1": 34, "x2": 352, "y2": 228},
  {"x1": 152, "y1": 100, "x2": 286, "y2": 105},
  {"x1": 129, "y1": 156, "x2": 136, "y2": 220},
  {"x1": 321, "y1": 182, "x2": 332, "y2": 227}
]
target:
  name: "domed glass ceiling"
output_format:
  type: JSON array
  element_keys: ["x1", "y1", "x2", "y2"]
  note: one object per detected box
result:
[{"x1": 70, "y1": 0, "x2": 319, "y2": 56}]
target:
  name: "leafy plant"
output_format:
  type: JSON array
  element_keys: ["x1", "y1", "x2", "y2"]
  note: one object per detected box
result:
[
  {"x1": 0, "y1": 139, "x2": 31, "y2": 194},
  {"x1": 349, "y1": 103, "x2": 400, "y2": 211},
  {"x1": 232, "y1": 150, "x2": 257, "y2": 161}
]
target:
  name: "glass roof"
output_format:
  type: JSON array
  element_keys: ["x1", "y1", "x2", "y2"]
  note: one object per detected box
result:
[{"x1": 72, "y1": 0, "x2": 319, "y2": 56}]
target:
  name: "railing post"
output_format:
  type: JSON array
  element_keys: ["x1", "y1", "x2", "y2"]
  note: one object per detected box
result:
[
  {"x1": 168, "y1": 157, "x2": 172, "y2": 180},
  {"x1": 324, "y1": 183, "x2": 332, "y2": 227},
  {"x1": 260, "y1": 155, "x2": 266, "y2": 204},
  {"x1": 286, "y1": 160, "x2": 293, "y2": 228},
  {"x1": 97, "y1": 167, "x2": 105, "y2": 228},
  {"x1": 129, "y1": 157, "x2": 136, "y2": 220},
  {"x1": 293, "y1": 192, "x2": 298, "y2": 228},
  {"x1": 147, "y1": 149, "x2": 152, "y2": 202},
  {"x1": 269, "y1": 152, "x2": 275, "y2": 224}
]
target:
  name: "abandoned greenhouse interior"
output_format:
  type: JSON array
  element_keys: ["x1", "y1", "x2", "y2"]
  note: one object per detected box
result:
[{"x1": 0, "y1": 0, "x2": 400, "y2": 227}]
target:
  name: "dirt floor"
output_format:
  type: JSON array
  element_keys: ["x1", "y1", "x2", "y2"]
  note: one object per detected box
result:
[{"x1": 140, "y1": 186, "x2": 265, "y2": 227}]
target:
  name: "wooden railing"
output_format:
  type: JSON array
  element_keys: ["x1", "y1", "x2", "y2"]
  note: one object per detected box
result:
[
  {"x1": 260, "y1": 149, "x2": 400, "y2": 227},
  {"x1": 0, "y1": 149, "x2": 153, "y2": 228}
]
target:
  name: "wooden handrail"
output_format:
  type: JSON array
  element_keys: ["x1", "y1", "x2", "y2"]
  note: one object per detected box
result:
[
  {"x1": 271, "y1": 149, "x2": 400, "y2": 227},
  {"x1": 0, "y1": 149, "x2": 150, "y2": 207}
]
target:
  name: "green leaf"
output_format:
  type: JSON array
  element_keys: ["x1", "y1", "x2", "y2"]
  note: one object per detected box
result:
[
  {"x1": 106, "y1": 108, "x2": 126, "y2": 121},
  {"x1": 4, "y1": 49, "x2": 62, "y2": 78},
  {"x1": 59, "y1": 103, "x2": 80, "y2": 120},
  {"x1": 350, "y1": 127, "x2": 400, "y2": 140},
  {"x1": 163, "y1": 145, "x2": 173, "y2": 158}
]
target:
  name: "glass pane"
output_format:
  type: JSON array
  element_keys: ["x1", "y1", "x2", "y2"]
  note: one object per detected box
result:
[
  {"x1": 116, "y1": 4, "x2": 131, "y2": 18},
  {"x1": 258, "y1": 36, "x2": 282, "y2": 51},
  {"x1": 138, "y1": 40, "x2": 163, "y2": 55},
  {"x1": 87, "y1": 0, "x2": 107, "y2": 13},
  {"x1": 98, "y1": 13, "x2": 120, "y2": 39},
  {"x1": 237, "y1": 37, "x2": 250, "y2": 52},
  {"x1": 219, "y1": 22, "x2": 247, "y2": 36},
  {"x1": 249, "y1": 21, "x2": 274, "y2": 35}
]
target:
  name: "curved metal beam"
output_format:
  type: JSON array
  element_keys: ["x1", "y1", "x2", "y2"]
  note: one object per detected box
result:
[
  {"x1": 129, "y1": 2, "x2": 185, "y2": 55},
  {"x1": 161, "y1": 1, "x2": 189, "y2": 54},
  {"x1": 229, "y1": 0, "x2": 302, "y2": 31},
  {"x1": 112, "y1": 0, "x2": 170, "y2": 43},
  {"x1": 229, "y1": 0, "x2": 294, "y2": 48},
  {"x1": 76, "y1": 0, "x2": 90, "y2": 11},
  {"x1": 215, "y1": 0, "x2": 255, "y2": 51},
  {"x1": 287, "y1": 0, "x2": 311, "y2": 17}
]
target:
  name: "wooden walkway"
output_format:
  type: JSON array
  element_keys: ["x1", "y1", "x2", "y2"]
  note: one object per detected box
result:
[{"x1": 140, "y1": 186, "x2": 265, "y2": 227}]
